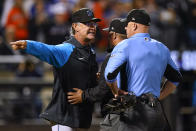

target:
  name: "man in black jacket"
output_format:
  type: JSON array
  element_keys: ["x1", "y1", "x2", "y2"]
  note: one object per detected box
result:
[
  {"x1": 67, "y1": 18, "x2": 127, "y2": 116},
  {"x1": 10, "y1": 8, "x2": 100, "y2": 131}
]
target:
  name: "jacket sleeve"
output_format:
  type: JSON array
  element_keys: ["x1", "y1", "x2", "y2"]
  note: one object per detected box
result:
[
  {"x1": 25, "y1": 40, "x2": 74, "y2": 68},
  {"x1": 82, "y1": 54, "x2": 113, "y2": 103}
]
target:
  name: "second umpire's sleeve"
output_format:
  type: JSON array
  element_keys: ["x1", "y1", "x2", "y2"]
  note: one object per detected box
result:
[{"x1": 105, "y1": 41, "x2": 127, "y2": 83}]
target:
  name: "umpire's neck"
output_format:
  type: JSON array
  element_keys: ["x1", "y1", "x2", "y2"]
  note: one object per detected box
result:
[{"x1": 126, "y1": 22, "x2": 149, "y2": 38}]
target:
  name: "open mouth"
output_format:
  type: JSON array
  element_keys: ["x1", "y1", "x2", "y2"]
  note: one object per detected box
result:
[
  {"x1": 88, "y1": 32, "x2": 95, "y2": 35},
  {"x1": 88, "y1": 29, "x2": 95, "y2": 35}
]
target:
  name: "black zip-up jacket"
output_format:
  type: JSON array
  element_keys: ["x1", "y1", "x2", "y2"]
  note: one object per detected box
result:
[
  {"x1": 82, "y1": 53, "x2": 112, "y2": 103},
  {"x1": 82, "y1": 52, "x2": 128, "y2": 116},
  {"x1": 39, "y1": 37, "x2": 98, "y2": 128}
]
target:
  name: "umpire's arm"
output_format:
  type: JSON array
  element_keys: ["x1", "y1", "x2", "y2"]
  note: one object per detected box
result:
[
  {"x1": 104, "y1": 41, "x2": 127, "y2": 96},
  {"x1": 159, "y1": 49, "x2": 183, "y2": 100}
]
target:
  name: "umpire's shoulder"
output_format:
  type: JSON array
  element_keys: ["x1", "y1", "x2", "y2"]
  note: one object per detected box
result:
[
  {"x1": 110, "y1": 40, "x2": 128, "y2": 56},
  {"x1": 151, "y1": 38, "x2": 169, "y2": 50},
  {"x1": 115, "y1": 39, "x2": 128, "y2": 49}
]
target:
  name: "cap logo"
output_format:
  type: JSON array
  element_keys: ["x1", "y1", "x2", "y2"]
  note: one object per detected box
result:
[
  {"x1": 111, "y1": 27, "x2": 114, "y2": 30},
  {"x1": 132, "y1": 17, "x2": 135, "y2": 21},
  {"x1": 87, "y1": 10, "x2": 93, "y2": 16}
]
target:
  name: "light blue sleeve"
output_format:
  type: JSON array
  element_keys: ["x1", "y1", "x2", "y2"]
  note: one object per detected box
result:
[
  {"x1": 167, "y1": 50, "x2": 179, "y2": 72},
  {"x1": 105, "y1": 40, "x2": 128, "y2": 83},
  {"x1": 167, "y1": 48, "x2": 181, "y2": 86},
  {"x1": 117, "y1": 73, "x2": 121, "y2": 89},
  {"x1": 25, "y1": 40, "x2": 75, "y2": 68}
]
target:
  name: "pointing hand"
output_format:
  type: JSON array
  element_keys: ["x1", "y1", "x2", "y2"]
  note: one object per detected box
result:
[{"x1": 10, "y1": 40, "x2": 27, "y2": 50}]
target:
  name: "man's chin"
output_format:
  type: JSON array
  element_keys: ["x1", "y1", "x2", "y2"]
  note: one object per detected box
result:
[
  {"x1": 88, "y1": 34, "x2": 95, "y2": 39},
  {"x1": 84, "y1": 36, "x2": 95, "y2": 43}
]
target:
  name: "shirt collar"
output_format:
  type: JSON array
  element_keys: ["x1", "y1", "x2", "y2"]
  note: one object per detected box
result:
[{"x1": 130, "y1": 33, "x2": 150, "y2": 38}]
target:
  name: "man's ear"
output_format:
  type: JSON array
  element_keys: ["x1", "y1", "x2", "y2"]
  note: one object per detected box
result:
[
  {"x1": 133, "y1": 23, "x2": 137, "y2": 31},
  {"x1": 113, "y1": 32, "x2": 117, "y2": 40},
  {"x1": 72, "y1": 23, "x2": 79, "y2": 32}
]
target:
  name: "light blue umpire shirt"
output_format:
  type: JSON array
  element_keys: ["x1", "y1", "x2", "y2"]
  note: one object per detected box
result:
[{"x1": 105, "y1": 33, "x2": 181, "y2": 97}]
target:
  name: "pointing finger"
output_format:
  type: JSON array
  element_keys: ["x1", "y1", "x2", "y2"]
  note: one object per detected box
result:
[
  {"x1": 10, "y1": 41, "x2": 22, "y2": 45},
  {"x1": 10, "y1": 40, "x2": 26, "y2": 47},
  {"x1": 10, "y1": 42, "x2": 17, "y2": 45}
]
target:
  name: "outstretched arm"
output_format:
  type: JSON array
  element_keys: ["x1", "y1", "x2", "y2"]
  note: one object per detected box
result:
[{"x1": 10, "y1": 40, "x2": 74, "y2": 68}]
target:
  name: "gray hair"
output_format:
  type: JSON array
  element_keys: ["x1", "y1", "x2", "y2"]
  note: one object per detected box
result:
[
  {"x1": 69, "y1": 27, "x2": 75, "y2": 36},
  {"x1": 70, "y1": 23, "x2": 80, "y2": 36}
]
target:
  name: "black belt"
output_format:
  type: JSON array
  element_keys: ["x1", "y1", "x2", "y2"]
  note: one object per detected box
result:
[
  {"x1": 103, "y1": 93, "x2": 158, "y2": 114},
  {"x1": 137, "y1": 93, "x2": 158, "y2": 107}
]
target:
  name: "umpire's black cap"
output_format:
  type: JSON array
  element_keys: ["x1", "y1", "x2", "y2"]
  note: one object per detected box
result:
[
  {"x1": 103, "y1": 18, "x2": 126, "y2": 35},
  {"x1": 125, "y1": 9, "x2": 151, "y2": 26},
  {"x1": 72, "y1": 8, "x2": 101, "y2": 23}
]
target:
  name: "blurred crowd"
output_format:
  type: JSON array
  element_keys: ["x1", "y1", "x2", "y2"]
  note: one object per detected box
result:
[{"x1": 0, "y1": 0, "x2": 196, "y2": 55}]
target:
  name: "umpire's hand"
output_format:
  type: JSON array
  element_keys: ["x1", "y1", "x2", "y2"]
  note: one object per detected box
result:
[
  {"x1": 67, "y1": 88, "x2": 83, "y2": 104},
  {"x1": 10, "y1": 40, "x2": 27, "y2": 50}
]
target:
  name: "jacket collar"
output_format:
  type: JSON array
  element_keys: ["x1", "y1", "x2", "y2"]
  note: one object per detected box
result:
[{"x1": 67, "y1": 36, "x2": 91, "y2": 49}]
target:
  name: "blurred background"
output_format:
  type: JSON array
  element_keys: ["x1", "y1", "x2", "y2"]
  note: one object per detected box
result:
[{"x1": 0, "y1": 0, "x2": 196, "y2": 131}]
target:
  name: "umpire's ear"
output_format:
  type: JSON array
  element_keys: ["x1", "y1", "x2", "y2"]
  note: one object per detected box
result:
[{"x1": 113, "y1": 32, "x2": 117, "y2": 40}]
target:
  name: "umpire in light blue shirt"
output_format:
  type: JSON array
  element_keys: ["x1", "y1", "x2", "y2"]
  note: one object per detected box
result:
[{"x1": 104, "y1": 9, "x2": 182, "y2": 131}]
